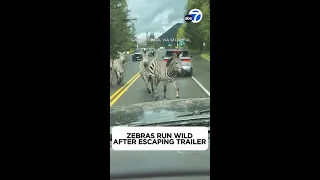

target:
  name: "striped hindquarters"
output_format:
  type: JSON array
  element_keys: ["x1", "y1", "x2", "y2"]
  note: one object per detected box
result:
[
  {"x1": 138, "y1": 60, "x2": 149, "y2": 77},
  {"x1": 147, "y1": 60, "x2": 169, "y2": 81},
  {"x1": 112, "y1": 58, "x2": 125, "y2": 74},
  {"x1": 148, "y1": 56, "x2": 179, "y2": 82}
]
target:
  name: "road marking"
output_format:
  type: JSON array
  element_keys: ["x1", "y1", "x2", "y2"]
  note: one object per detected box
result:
[
  {"x1": 191, "y1": 76, "x2": 210, "y2": 97},
  {"x1": 110, "y1": 54, "x2": 158, "y2": 105},
  {"x1": 110, "y1": 74, "x2": 140, "y2": 107},
  {"x1": 110, "y1": 73, "x2": 139, "y2": 101}
]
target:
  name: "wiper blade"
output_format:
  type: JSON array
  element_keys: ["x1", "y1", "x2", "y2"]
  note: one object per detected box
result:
[{"x1": 175, "y1": 109, "x2": 210, "y2": 118}]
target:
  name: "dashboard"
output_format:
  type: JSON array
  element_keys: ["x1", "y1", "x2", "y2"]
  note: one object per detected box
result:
[{"x1": 110, "y1": 134, "x2": 210, "y2": 180}]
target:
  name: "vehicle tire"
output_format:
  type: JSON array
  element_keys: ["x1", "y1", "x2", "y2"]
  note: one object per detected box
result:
[{"x1": 190, "y1": 68, "x2": 193, "y2": 76}]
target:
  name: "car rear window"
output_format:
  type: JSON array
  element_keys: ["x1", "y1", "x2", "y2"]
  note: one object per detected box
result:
[
  {"x1": 165, "y1": 50, "x2": 182, "y2": 57},
  {"x1": 165, "y1": 51, "x2": 173, "y2": 56},
  {"x1": 181, "y1": 51, "x2": 189, "y2": 57}
]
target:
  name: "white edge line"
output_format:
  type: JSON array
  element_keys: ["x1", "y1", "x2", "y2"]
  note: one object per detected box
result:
[{"x1": 191, "y1": 76, "x2": 210, "y2": 97}]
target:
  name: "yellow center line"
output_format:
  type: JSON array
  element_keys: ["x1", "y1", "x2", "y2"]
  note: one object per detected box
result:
[
  {"x1": 110, "y1": 74, "x2": 140, "y2": 107},
  {"x1": 110, "y1": 54, "x2": 158, "y2": 106},
  {"x1": 110, "y1": 73, "x2": 139, "y2": 101}
]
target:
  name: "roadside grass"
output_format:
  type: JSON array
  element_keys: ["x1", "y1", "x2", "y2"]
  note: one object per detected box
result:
[
  {"x1": 188, "y1": 49, "x2": 202, "y2": 53},
  {"x1": 200, "y1": 53, "x2": 210, "y2": 61},
  {"x1": 186, "y1": 48, "x2": 210, "y2": 61}
]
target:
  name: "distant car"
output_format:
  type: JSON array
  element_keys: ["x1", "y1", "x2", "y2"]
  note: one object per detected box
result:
[
  {"x1": 179, "y1": 50, "x2": 194, "y2": 76},
  {"x1": 161, "y1": 49, "x2": 194, "y2": 76},
  {"x1": 132, "y1": 49, "x2": 143, "y2": 61},
  {"x1": 148, "y1": 48, "x2": 156, "y2": 57}
]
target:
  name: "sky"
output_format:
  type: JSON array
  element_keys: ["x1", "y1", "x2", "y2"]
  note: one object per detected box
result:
[{"x1": 127, "y1": 0, "x2": 187, "y2": 42}]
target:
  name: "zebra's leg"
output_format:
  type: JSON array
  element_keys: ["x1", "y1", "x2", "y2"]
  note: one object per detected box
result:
[
  {"x1": 110, "y1": 71, "x2": 112, "y2": 86},
  {"x1": 163, "y1": 83, "x2": 167, "y2": 100},
  {"x1": 150, "y1": 77, "x2": 159, "y2": 99},
  {"x1": 149, "y1": 76, "x2": 155, "y2": 94},
  {"x1": 120, "y1": 73, "x2": 124, "y2": 86},
  {"x1": 153, "y1": 79, "x2": 160, "y2": 100},
  {"x1": 142, "y1": 75, "x2": 151, "y2": 94},
  {"x1": 116, "y1": 73, "x2": 121, "y2": 85},
  {"x1": 114, "y1": 69, "x2": 119, "y2": 85},
  {"x1": 172, "y1": 80, "x2": 179, "y2": 99}
]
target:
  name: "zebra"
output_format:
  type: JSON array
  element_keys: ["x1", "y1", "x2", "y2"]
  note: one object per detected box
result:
[
  {"x1": 138, "y1": 50, "x2": 152, "y2": 94},
  {"x1": 147, "y1": 53, "x2": 183, "y2": 100},
  {"x1": 110, "y1": 59, "x2": 112, "y2": 86},
  {"x1": 111, "y1": 51, "x2": 126, "y2": 86}
]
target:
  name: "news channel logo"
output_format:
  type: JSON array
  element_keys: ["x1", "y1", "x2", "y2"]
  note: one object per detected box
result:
[{"x1": 184, "y1": 9, "x2": 203, "y2": 23}]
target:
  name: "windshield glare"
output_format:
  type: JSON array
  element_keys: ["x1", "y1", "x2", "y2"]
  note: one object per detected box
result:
[{"x1": 110, "y1": 0, "x2": 210, "y2": 127}]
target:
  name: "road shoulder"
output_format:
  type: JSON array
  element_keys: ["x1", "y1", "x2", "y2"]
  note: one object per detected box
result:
[{"x1": 190, "y1": 53, "x2": 210, "y2": 92}]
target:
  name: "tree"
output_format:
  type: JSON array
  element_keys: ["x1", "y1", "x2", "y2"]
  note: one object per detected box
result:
[
  {"x1": 110, "y1": 0, "x2": 137, "y2": 59},
  {"x1": 177, "y1": 23, "x2": 186, "y2": 39},
  {"x1": 198, "y1": 0, "x2": 210, "y2": 52},
  {"x1": 181, "y1": 0, "x2": 210, "y2": 52}
]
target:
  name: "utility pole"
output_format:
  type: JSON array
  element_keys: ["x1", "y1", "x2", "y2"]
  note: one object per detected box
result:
[
  {"x1": 176, "y1": 25, "x2": 179, "y2": 48},
  {"x1": 146, "y1": 31, "x2": 149, "y2": 48},
  {"x1": 129, "y1": 18, "x2": 138, "y2": 50}
]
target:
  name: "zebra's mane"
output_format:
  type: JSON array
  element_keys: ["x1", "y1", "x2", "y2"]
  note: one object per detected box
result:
[
  {"x1": 166, "y1": 56, "x2": 175, "y2": 67},
  {"x1": 166, "y1": 53, "x2": 178, "y2": 67}
]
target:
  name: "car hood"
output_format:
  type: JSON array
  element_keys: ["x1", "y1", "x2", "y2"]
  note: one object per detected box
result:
[{"x1": 110, "y1": 98, "x2": 210, "y2": 126}]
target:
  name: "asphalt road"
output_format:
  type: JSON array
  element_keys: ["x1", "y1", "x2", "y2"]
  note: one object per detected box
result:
[{"x1": 110, "y1": 50, "x2": 210, "y2": 107}]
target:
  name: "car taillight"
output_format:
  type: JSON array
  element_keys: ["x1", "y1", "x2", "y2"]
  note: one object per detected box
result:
[
  {"x1": 163, "y1": 59, "x2": 167, "y2": 62},
  {"x1": 183, "y1": 59, "x2": 190, "y2": 62}
]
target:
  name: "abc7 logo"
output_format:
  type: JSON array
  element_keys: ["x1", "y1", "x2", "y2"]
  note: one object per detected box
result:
[{"x1": 184, "y1": 9, "x2": 203, "y2": 23}]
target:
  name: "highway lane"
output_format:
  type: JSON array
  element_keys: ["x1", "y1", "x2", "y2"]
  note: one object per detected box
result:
[
  {"x1": 110, "y1": 50, "x2": 211, "y2": 107},
  {"x1": 191, "y1": 53, "x2": 210, "y2": 92},
  {"x1": 110, "y1": 55, "x2": 138, "y2": 96}
]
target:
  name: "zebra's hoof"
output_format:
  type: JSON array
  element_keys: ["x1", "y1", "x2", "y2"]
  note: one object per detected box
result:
[
  {"x1": 155, "y1": 96, "x2": 159, "y2": 100},
  {"x1": 176, "y1": 96, "x2": 179, "y2": 99},
  {"x1": 147, "y1": 89, "x2": 151, "y2": 94}
]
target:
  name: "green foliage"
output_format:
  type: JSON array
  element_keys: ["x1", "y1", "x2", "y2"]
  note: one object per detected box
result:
[
  {"x1": 110, "y1": 0, "x2": 137, "y2": 59},
  {"x1": 200, "y1": 53, "x2": 210, "y2": 61},
  {"x1": 179, "y1": 0, "x2": 210, "y2": 52},
  {"x1": 177, "y1": 23, "x2": 186, "y2": 39}
]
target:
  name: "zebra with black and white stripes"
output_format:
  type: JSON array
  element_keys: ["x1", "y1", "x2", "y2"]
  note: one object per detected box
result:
[
  {"x1": 138, "y1": 50, "x2": 152, "y2": 94},
  {"x1": 147, "y1": 53, "x2": 183, "y2": 100},
  {"x1": 110, "y1": 59, "x2": 113, "y2": 86},
  {"x1": 111, "y1": 51, "x2": 126, "y2": 86}
]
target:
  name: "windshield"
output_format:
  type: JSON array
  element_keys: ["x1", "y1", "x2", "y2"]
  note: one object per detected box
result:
[{"x1": 110, "y1": 0, "x2": 210, "y2": 127}]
